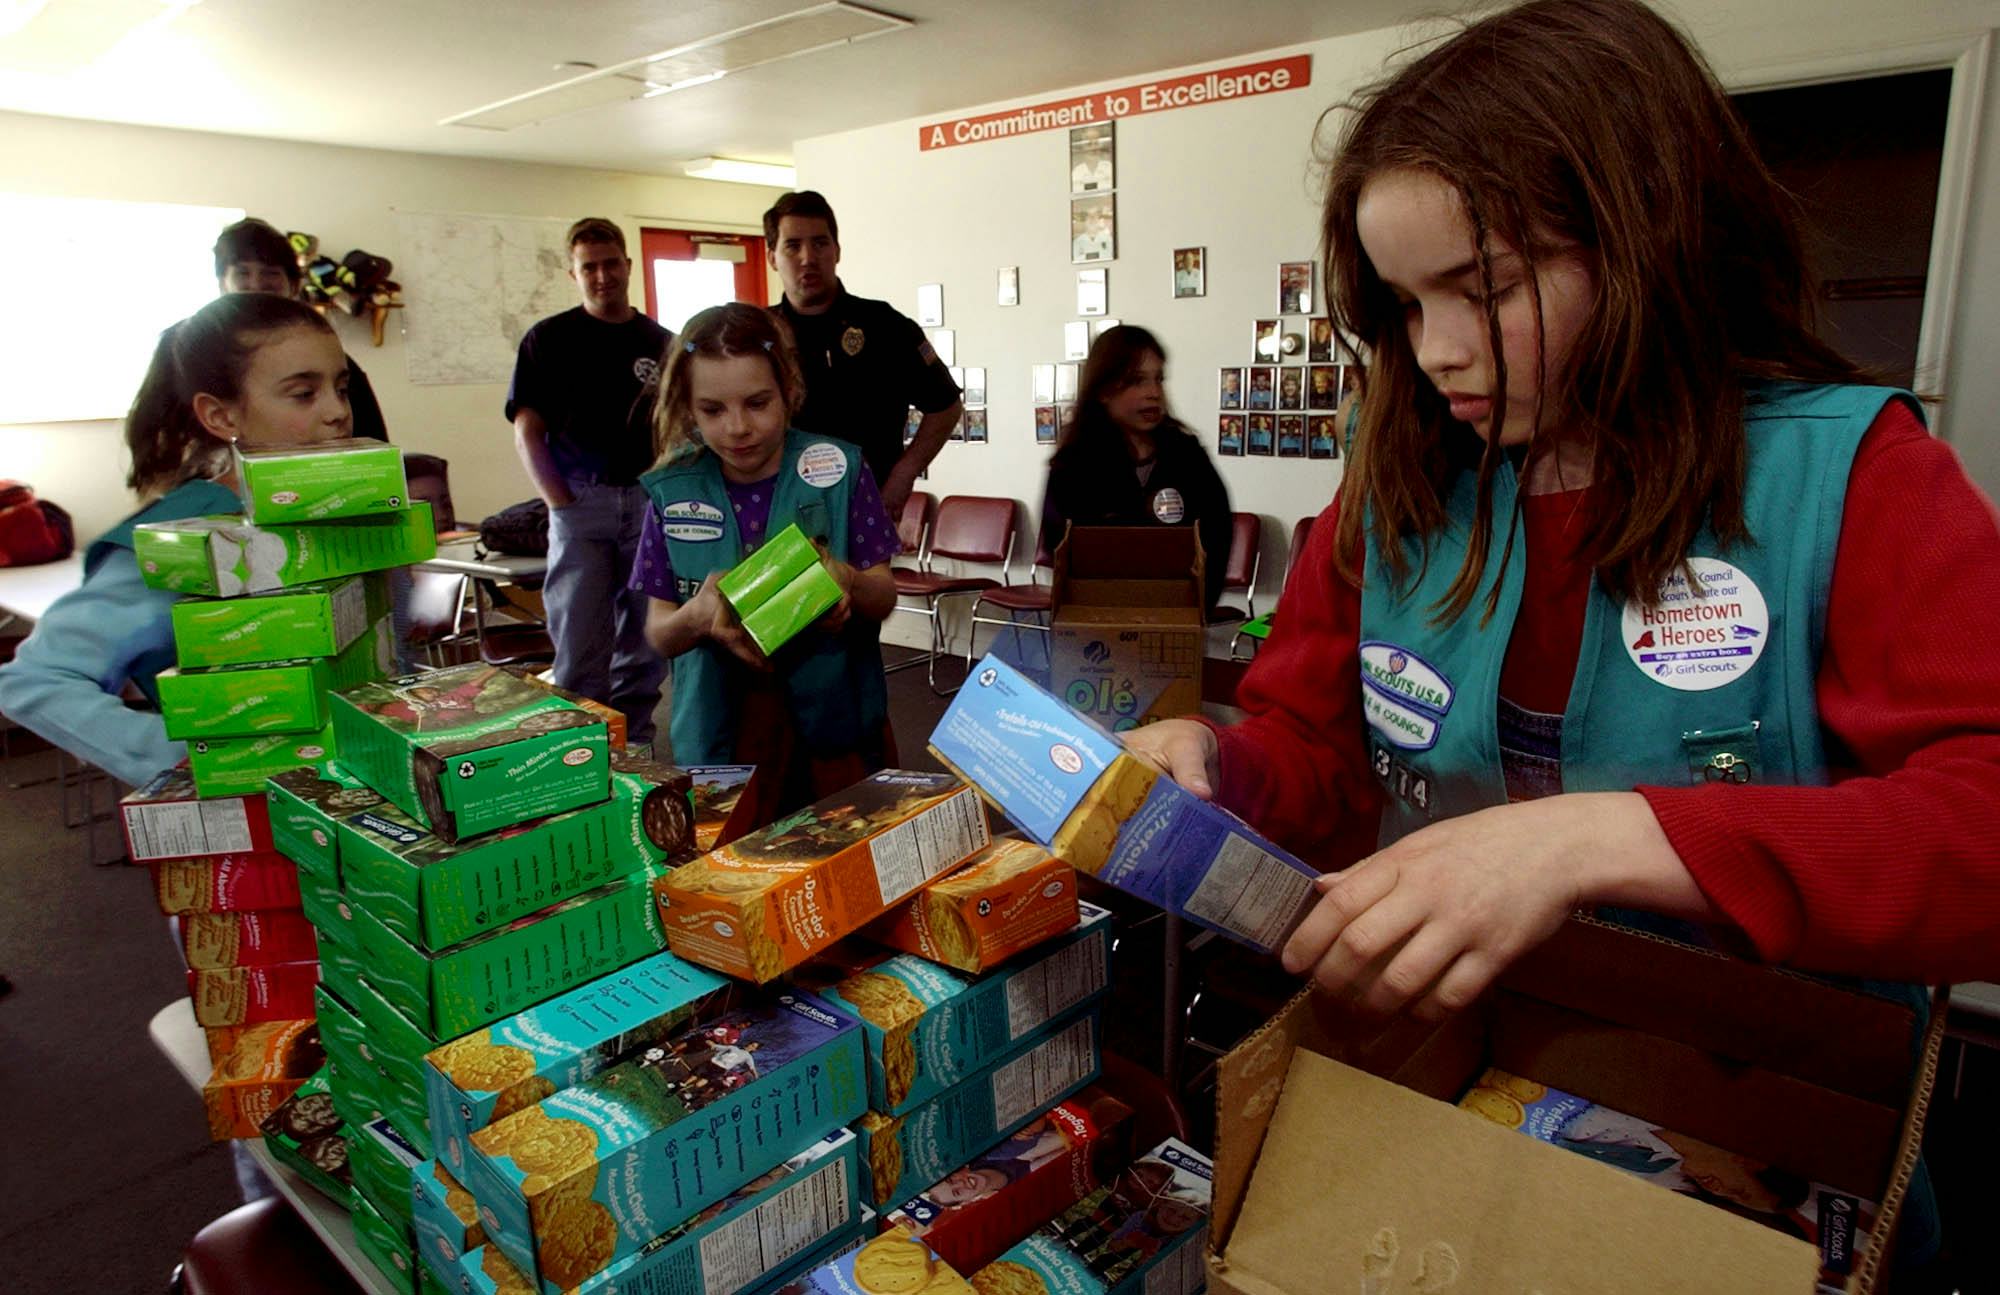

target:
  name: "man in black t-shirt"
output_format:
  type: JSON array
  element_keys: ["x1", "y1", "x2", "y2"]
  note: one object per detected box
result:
[
  {"x1": 506, "y1": 218, "x2": 672, "y2": 748},
  {"x1": 766, "y1": 192, "x2": 962, "y2": 520}
]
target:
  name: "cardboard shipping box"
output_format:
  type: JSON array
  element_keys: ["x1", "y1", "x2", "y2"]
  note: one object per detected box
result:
[
  {"x1": 1206, "y1": 919, "x2": 1944, "y2": 1295},
  {"x1": 1047, "y1": 525, "x2": 1205, "y2": 730}
]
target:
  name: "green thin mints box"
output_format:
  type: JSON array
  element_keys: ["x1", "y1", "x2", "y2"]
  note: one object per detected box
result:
[
  {"x1": 187, "y1": 722, "x2": 338, "y2": 798},
  {"x1": 329, "y1": 663, "x2": 609, "y2": 844},
  {"x1": 135, "y1": 503, "x2": 435, "y2": 597},
  {"x1": 268, "y1": 761, "x2": 379, "y2": 884},
  {"x1": 350, "y1": 874, "x2": 667, "y2": 1039},
  {"x1": 351, "y1": 1115, "x2": 426, "y2": 1234},
  {"x1": 303, "y1": 871, "x2": 368, "y2": 1008},
  {"x1": 339, "y1": 750, "x2": 694, "y2": 950},
  {"x1": 351, "y1": 1186, "x2": 420, "y2": 1295},
  {"x1": 718, "y1": 522, "x2": 843, "y2": 656},
  {"x1": 160, "y1": 616, "x2": 391, "y2": 740},
  {"x1": 422, "y1": 949, "x2": 730, "y2": 1183},
  {"x1": 260, "y1": 1069, "x2": 354, "y2": 1208},
  {"x1": 172, "y1": 572, "x2": 389, "y2": 668},
  {"x1": 233, "y1": 437, "x2": 409, "y2": 524},
  {"x1": 350, "y1": 972, "x2": 438, "y2": 1104}
]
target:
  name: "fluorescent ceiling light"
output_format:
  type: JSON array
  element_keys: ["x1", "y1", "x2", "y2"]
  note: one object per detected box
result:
[
  {"x1": 683, "y1": 157, "x2": 797, "y2": 187},
  {"x1": 443, "y1": 1, "x2": 910, "y2": 132},
  {"x1": 0, "y1": 0, "x2": 198, "y2": 66}
]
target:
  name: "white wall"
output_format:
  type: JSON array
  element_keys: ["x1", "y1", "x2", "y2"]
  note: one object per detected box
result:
[
  {"x1": 0, "y1": 111, "x2": 786, "y2": 542},
  {"x1": 796, "y1": 0, "x2": 2000, "y2": 645}
]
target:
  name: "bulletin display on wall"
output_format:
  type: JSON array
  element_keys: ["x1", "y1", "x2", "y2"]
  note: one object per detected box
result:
[
  {"x1": 1077, "y1": 268, "x2": 1108, "y2": 316},
  {"x1": 1174, "y1": 247, "x2": 1206, "y2": 299},
  {"x1": 1278, "y1": 413, "x2": 1306, "y2": 458},
  {"x1": 1070, "y1": 122, "x2": 1115, "y2": 193},
  {"x1": 1219, "y1": 367, "x2": 1244, "y2": 410},
  {"x1": 916, "y1": 282, "x2": 944, "y2": 326},
  {"x1": 965, "y1": 409, "x2": 989, "y2": 443},
  {"x1": 928, "y1": 327, "x2": 956, "y2": 365}
]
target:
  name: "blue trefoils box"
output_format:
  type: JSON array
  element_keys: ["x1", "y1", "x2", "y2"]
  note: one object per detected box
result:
[
  {"x1": 809, "y1": 903, "x2": 1112, "y2": 1117},
  {"x1": 463, "y1": 984, "x2": 867, "y2": 1293},
  {"x1": 930, "y1": 654, "x2": 1319, "y2": 955}
]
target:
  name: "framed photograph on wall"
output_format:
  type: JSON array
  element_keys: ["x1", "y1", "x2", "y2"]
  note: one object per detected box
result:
[
  {"x1": 1248, "y1": 413, "x2": 1276, "y2": 456},
  {"x1": 1278, "y1": 261, "x2": 1313, "y2": 315},
  {"x1": 964, "y1": 409, "x2": 988, "y2": 443},
  {"x1": 927, "y1": 328, "x2": 956, "y2": 366},
  {"x1": 1031, "y1": 363, "x2": 1056, "y2": 404},
  {"x1": 1309, "y1": 317, "x2": 1334, "y2": 363},
  {"x1": 1077, "y1": 268, "x2": 1108, "y2": 316},
  {"x1": 1173, "y1": 247, "x2": 1205, "y2": 299},
  {"x1": 1069, "y1": 122, "x2": 1115, "y2": 194},
  {"x1": 1034, "y1": 405, "x2": 1059, "y2": 444},
  {"x1": 904, "y1": 406, "x2": 922, "y2": 445},
  {"x1": 1063, "y1": 320, "x2": 1090, "y2": 360},
  {"x1": 1309, "y1": 413, "x2": 1339, "y2": 459},
  {"x1": 1277, "y1": 368, "x2": 1304, "y2": 411},
  {"x1": 962, "y1": 366, "x2": 987, "y2": 407},
  {"x1": 916, "y1": 283, "x2": 944, "y2": 327},
  {"x1": 1252, "y1": 318, "x2": 1280, "y2": 364},
  {"x1": 1090, "y1": 317, "x2": 1120, "y2": 340},
  {"x1": 1055, "y1": 362, "x2": 1080, "y2": 403},
  {"x1": 1218, "y1": 367, "x2": 1244, "y2": 411},
  {"x1": 997, "y1": 266, "x2": 1020, "y2": 307},
  {"x1": 1071, "y1": 193, "x2": 1115, "y2": 264},
  {"x1": 1277, "y1": 414, "x2": 1307, "y2": 458},
  {"x1": 1308, "y1": 365, "x2": 1339, "y2": 410},
  {"x1": 1055, "y1": 402, "x2": 1075, "y2": 434},
  {"x1": 1218, "y1": 414, "x2": 1245, "y2": 456},
  {"x1": 950, "y1": 410, "x2": 966, "y2": 441}
]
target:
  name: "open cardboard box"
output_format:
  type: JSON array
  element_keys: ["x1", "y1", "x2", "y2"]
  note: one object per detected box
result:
[
  {"x1": 1048, "y1": 525, "x2": 1206, "y2": 728},
  {"x1": 1208, "y1": 918, "x2": 1944, "y2": 1295}
]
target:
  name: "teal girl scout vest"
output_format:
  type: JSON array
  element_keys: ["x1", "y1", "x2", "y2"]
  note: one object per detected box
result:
[
  {"x1": 638, "y1": 429, "x2": 888, "y2": 766},
  {"x1": 86, "y1": 477, "x2": 242, "y2": 704}
]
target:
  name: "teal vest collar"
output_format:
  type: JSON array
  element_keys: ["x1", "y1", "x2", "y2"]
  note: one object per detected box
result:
[{"x1": 85, "y1": 478, "x2": 241, "y2": 578}]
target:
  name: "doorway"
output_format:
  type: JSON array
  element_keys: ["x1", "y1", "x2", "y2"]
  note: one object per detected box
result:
[{"x1": 639, "y1": 228, "x2": 768, "y2": 333}]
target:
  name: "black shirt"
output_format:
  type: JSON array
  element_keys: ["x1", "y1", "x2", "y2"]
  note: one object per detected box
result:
[
  {"x1": 505, "y1": 307, "x2": 672, "y2": 485},
  {"x1": 776, "y1": 286, "x2": 962, "y2": 488},
  {"x1": 1039, "y1": 422, "x2": 1235, "y2": 609},
  {"x1": 345, "y1": 354, "x2": 388, "y2": 442}
]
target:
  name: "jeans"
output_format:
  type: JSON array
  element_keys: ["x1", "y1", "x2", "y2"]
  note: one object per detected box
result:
[{"x1": 544, "y1": 481, "x2": 666, "y2": 747}]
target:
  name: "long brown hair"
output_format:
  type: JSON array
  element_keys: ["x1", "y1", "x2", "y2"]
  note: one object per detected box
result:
[
  {"x1": 651, "y1": 303, "x2": 807, "y2": 464},
  {"x1": 1322, "y1": 0, "x2": 1862, "y2": 621},
  {"x1": 1054, "y1": 324, "x2": 1188, "y2": 462}
]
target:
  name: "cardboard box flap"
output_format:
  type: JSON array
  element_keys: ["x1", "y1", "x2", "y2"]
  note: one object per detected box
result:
[
  {"x1": 1052, "y1": 598, "x2": 1203, "y2": 623},
  {"x1": 1055, "y1": 525, "x2": 1200, "y2": 580},
  {"x1": 1504, "y1": 918, "x2": 1922, "y2": 1105},
  {"x1": 1216, "y1": 1048, "x2": 1820, "y2": 1295}
]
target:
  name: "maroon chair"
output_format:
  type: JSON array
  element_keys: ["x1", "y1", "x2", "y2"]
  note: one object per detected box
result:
[
  {"x1": 173, "y1": 1197, "x2": 367, "y2": 1295},
  {"x1": 965, "y1": 535, "x2": 1054, "y2": 672},
  {"x1": 891, "y1": 495, "x2": 1017, "y2": 694},
  {"x1": 894, "y1": 490, "x2": 936, "y2": 559},
  {"x1": 1207, "y1": 512, "x2": 1263, "y2": 626}
]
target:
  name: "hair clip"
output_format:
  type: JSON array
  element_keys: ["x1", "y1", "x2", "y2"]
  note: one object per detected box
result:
[
  {"x1": 684, "y1": 340, "x2": 697, "y2": 353},
  {"x1": 762, "y1": 340, "x2": 775, "y2": 352}
]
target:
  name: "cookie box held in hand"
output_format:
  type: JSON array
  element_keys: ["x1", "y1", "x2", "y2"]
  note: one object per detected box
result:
[
  {"x1": 203, "y1": 1019, "x2": 326, "y2": 1139},
  {"x1": 811, "y1": 902, "x2": 1111, "y2": 1116},
  {"x1": 232, "y1": 436, "x2": 410, "y2": 524},
  {"x1": 787, "y1": 1224, "x2": 974, "y2": 1295},
  {"x1": 159, "y1": 616, "x2": 391, "y2": 740},
  {"x1": 717, "y1": 522, "x2": 845, "y2": 657},
  {"x1": 134, "y1": 502, "x2": 435, "y2": 597},
  {"x1": 930, "y1": 654, "x2": 1319, "y2": 956},
  {"x1": 462, "y1": 984, "x2": 867, "y2": 1292},
  {"x1": 330, "y1": 663, "x2": 610, "y2": 844},
  {"x1": 655, "y1": 770, "x2": 988, "y2": 983},
  {"x1": 123, "y1": 766, "x2": 274, "y2": 862},
  {"x1": 186, "y1": 722, "x2": 339, "y2": 799},
  {"x1": 424, "y1": 950, "x2": 731, "y2": 1184},
  {"x1": 340, "y1": 750, "x2": 694, "y2": 950},
  {"x1": 972, "y1": 1137, "x2": 1212, "y2": 1295},
  {"x1": 171, "y1": 572, "x2": 389, "y2": 668},
  {"x1": 862, "y1": 837, "x2": 1080, "y2": 975},
  {"x1": 180, "y1": 908, "x2": 318, "y2": 971},
  {"x1": 457, "y1": 1129, "x2": 861, "y2": 1295},
  {"x1": 261, "y1": 1068, "x2": 354, "y2": 1207}
]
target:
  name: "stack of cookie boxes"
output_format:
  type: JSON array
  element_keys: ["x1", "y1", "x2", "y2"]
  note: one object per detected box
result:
[{"x1": 261, "y1": 661, "x2": 702, "y2": 1294}]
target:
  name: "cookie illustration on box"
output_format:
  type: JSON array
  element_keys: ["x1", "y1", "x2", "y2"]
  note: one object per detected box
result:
[{"x1": 728, "y1": 774, "x2": 961, "y2": 865}]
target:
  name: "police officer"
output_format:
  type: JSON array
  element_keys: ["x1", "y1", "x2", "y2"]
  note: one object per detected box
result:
[{"x1": 766, "y1": 191, "x2": 962, "y2": 520}]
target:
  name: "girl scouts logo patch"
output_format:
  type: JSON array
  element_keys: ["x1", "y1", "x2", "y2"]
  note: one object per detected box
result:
[
  {"x1": 1151, "y1": 488, "x2": 1186, "y2": 524},
  {"x1": 797, "y1": 442, "x2": 848, "y2": 488},
  {"x1": 1621, "y1": 556, "x2": 1769, "y2": 692},
  {"x1": 660, "y1": 500, "x2": 725, "y2": 542},
  {"x1": 1358, "y1": 640, "x2": 1453, "y2": 751}
]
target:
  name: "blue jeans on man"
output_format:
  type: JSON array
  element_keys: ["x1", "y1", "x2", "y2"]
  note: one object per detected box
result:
[{"x1": 544, "y1": 480, "x2": 665, "y2": 748}]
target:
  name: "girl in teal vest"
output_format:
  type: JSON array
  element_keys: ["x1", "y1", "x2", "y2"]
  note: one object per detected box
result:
[
  {"x1": 0, "y1": 294, "x2": 352, "y2": 785},
  {"x1": 1128, "y1": 2, "x2": 2000, "y2": 1025},
  {"x1": 634, "y1": 303, "x2": 900, "y2": 814}
]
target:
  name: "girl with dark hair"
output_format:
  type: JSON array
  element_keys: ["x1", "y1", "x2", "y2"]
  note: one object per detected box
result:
[
  {"x1": 1038, "y1": 325, "x2": 1232, "y2": 609},
  {"x1": 0, "y1": 294, "x2": 349, "y2": 785},
  {"x1": 1127, "y1": 0, "x2": 2000, "y2": 1014},
  {"x1": 633, "y1": 302, "x2": 900, "y2": 811}
]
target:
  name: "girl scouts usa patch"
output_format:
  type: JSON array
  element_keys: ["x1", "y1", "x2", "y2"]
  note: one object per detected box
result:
[
  {"x1": 1358, "y1": 641, "x2": 1453, "y2": 751},
  {"x1": 1622, "y1": 557, "x2": 1769, "y2": 691},
  {"x1": 660, "y1": 500, "x2": 725, "y2": 542}
]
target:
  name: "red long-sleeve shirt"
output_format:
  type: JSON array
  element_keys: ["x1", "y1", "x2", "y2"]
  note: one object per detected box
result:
[{"x1": 1211, "y1": 403, "x2": 2000, "y2": 984}]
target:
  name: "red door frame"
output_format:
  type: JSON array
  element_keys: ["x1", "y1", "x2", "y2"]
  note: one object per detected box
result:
[{"x1": 639, "y1": 228, "x2": 768, "y2": 323}]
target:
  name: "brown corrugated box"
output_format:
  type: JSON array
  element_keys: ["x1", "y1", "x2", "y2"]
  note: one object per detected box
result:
[
  {"x1": 1206, "y1": 918, "x2": 1942, "y2": 1295},
  {"x1": 1047, "y1": 526, "x2": 1205, "y2": 728}
]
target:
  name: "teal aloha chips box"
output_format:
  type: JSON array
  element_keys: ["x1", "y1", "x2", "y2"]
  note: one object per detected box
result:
[
  {"x1": 812, "y1": 902, "x2": 1112, "y2": 1116},
  {"x1": 267, "y1": 762, "x2": 380, "y2": 884},
  {"x1": 458, "y1": 1129, "x2": 861, "y2": 1295},
  {"x1": 187, "y1": 723, "x2": 338, "y2": 799},
  {"x1": 350, "y1": 874, "x2": 667, "y2": 1038},
  {"x1": 853, "y1": 1010, "x2": 1102, "y2": 1209},
  {"x1": 160, "y1": 617, "x2": 392, "y2": 740},
  {"x1": 330, "y1": 663, "x2": 610, "y2": 844},
  {"x1": 423, "y1": 950, "x2": 730, "y2": 1182},
  {"x1": 414, "y1": 1159, "x2": 488, "y2": 1289},
  {"x1": 352, "y1": 1116, "x2": 427, "y2": 1233},
  {"x1": 260, "y1": 1068, "x2": 353, "y2": 1208},
  {"x1": 718, "y1": 523, "x2": 843, "y2": 657},
  {"x1": 172, "y1": 573, "x2": 389, "y2": 668},
  {"x1": 339, "y1": 751, "x2": 694, "y2": 950},
  {"x1": 352, "y1": 1185, "x2": 421, "y2": 1295},
  {"x1": 970, "y1": 1137, "x2": 1213, "y2": 1295},
  {"x1": 931, "y1": 653, "x2": 1320, "y2": 956},
  {"x1": 233, "y1": 437, "x2": 410, "y2": 524},
  {"x1": 135, "y1": 503, "x2": 435, "y2": 597},
  {"x1": 464, "y1": 984, "x2": 867, "y2": 1292}
]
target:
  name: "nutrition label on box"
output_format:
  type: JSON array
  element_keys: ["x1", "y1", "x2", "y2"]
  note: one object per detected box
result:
[
  {"x1": 991, "y1": 1015, "x2": 1096, "y2": 1130},
  {"x1": 1183, "y1": 835, "x2": 1318, "y2": 951},
  {"x1": 697, "y1": 1158, "x2": 852, "y2": 1295},
  {"x1": 869, "y1": 795, "x2": 989, "y2": 904},
  {"x1": 1004, "y1": 930, "x2": 1108, "y2": 1040},
  {"x1": 123, "y1": 800, "x2": 254, "y2": 860}
]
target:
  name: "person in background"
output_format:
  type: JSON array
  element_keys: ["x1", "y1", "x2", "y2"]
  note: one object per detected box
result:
[
  {"x1": 766, "y1": 191, "x2": 963, "y2": 521},
  {"x1": 507, "y1": 217, "x2": 671, "y2": 751},
  {"x1": 633, "y1": 303, "x2": 899, "y2": 813},
  {"x1": 1038, "y1": 325, "x2": 1233, "y2": 611},
  {"x1": 0, "y1": 294, "x2": 350, "y2": 785},
  {"x1": 211, "y1": 217, "x2": 387, "y2": 442}
]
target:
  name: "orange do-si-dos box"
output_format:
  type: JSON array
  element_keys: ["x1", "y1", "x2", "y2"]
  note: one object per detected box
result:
[
  {"x1": 655, "y1": 771, "x2": 989, "y2": 982},
  {"x1": 202, "y1": 1018, "x2": 326, "y2": 1140},
  {"x1": 864, "y1": 837, "x2": 1079, "y2": 975}
]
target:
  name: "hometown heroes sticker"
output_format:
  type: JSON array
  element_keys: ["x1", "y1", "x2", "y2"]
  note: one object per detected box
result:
[{"x1": 1622, "y1": 557, "x2": 1769, "y2": 692}]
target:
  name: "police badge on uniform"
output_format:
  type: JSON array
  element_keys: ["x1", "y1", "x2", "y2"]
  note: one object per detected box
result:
[{"x1": 841, "y1": 326, "x2": 865, "y2": 356}]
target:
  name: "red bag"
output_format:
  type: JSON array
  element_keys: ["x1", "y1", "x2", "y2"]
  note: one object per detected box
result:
[{"x1": 0, "y1": 481, "x2": 75, "y2": 567}]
